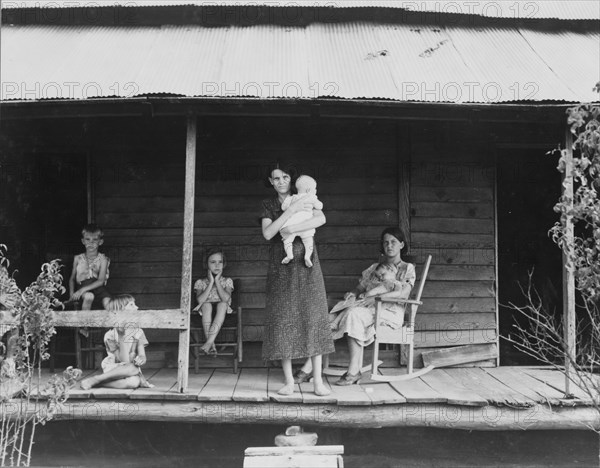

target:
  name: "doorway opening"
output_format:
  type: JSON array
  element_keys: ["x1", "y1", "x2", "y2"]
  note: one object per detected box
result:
[{"x1": 497, "y1": 148, "x2": 562, "y2": 365}]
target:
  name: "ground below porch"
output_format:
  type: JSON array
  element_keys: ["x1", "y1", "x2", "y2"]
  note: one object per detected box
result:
[{"x1": 5, "y1": 366, "x2": 598, "y2": 431}]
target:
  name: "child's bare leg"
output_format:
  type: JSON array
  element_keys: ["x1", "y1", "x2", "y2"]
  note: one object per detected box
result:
[
  {"x1": 311, "y1": 354, "x2": 330, "y2": 396},
  {"x1": 78, "y1": 292, "x2": 95, "y2": 337},
  {"x1": 281, "y1": 237, "x2": 295, "y2": 264},
  {"x1": 278, "y1": 358, "x2": 295, "y2": 395},
  {"x1": 200, "y1": 303, "x2": 213, "y2": 353},
  {"x1": 101, "y1": 297, "x2": 111, "y2": 309},
  {"x1": 301, "y1": 236, "x2": 314, "y2": 267},
  {"x1": 81, "y1": 292, "x2": 94, "y2": 310},
  {"x1": 80, "y1": 363, "x2": 139, "y2": 389},
  {"x1": 202, "y1": 302, "x2": 227, "y2": 353},
  {"x1": 101, "y1": 376, "x2": 141, "y2": 389}
]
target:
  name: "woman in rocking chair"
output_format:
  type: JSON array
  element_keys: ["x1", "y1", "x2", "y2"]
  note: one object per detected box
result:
[{"x1": 294, "y1": 227, "x2": 416, "y2": 386}]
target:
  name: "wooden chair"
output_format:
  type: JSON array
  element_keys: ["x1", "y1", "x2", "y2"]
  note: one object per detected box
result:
[
  {"x1": 370, "y1": 254, "x2": 433, "y2": 381},
  {"x1": 189, "y1": 279, "x2": 243, "y2": 374},
  {"x1": 323, "y1": 255, "x2": 433, "y2": 380}
]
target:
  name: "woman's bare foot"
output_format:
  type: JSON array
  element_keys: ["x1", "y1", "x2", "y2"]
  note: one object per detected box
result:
[
  {"x1": 277, "y1": 383, "x2": 295, "y2": 395},
  {"x1": 80, "y1": 376, "x2": 98, "y2": 390},
  {"x1": 313, "y1": 382, "x2": 331, "y2": 396}
]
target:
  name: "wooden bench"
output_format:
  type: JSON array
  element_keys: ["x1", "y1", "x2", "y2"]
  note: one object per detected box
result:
[
  {"x1": 244, "y1": 445, "x2": 344, "y2": 468},
  {"x1": 1, "y1": 307, "x2": 190, "y2": 391}
]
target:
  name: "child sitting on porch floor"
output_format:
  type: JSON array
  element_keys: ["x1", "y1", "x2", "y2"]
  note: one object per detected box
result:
[
  {"x1": 80, "y1": 295, "x2": 152, "y2": 390},
  {"x1": 280, "y1": 175, "x2": 323, "y2": 268},
  {"x1": 68, "y1": 224, "x2": 112, "y2": 311},
  {"x1": 193, "y1": 249, "x2": 234, "y2": 355}
]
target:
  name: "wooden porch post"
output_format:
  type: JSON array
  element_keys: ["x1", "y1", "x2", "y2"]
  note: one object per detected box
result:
[
  {"x1": 177, "y1": 116, "x2": 197, "y2": 392},
  {"x1": 562, "y1": 128, "x2": 576, "y2": 396},
  {"x1": 397, "y1": 122, "x2": 411, "y2": 367},
  {"x1": 397, "y1": 122, "x2": 411, "y2": 246}
]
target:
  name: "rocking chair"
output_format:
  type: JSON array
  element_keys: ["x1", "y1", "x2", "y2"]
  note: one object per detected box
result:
[
  {"x1": 323, "y1": 255, "x2": 433, "y2": 381},
  {"x1": 370, "y1": 254, "x2": 433, "y2": 381}
]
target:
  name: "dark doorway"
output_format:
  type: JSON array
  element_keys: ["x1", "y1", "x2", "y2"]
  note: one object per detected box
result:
[
  {"x1": 26, "y1": 153, "x2": 88, "y2": 288},
  {"x1": 497, "y1": 149, "x2": 562, "y2": 365}
]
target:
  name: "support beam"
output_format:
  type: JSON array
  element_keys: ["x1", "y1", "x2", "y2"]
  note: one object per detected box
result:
[
  {"x1": 0, "y1": 309, "x2": 187, "y2": 329},
  {"x1": 86, "y1": 151, "x2": 94, "y2": 223},
  {"x1": 396, "y1": 122, "x2": 411, "y2": 247},
  {"x1": 178, "y1": 116, "x2": 197, "y2": 392},
  {"x1": 3, "y1": 401, "x2": 598, "y2": 431},
  {"x1": 562, "y1": 129, "x2": 576, "y2": 396}
]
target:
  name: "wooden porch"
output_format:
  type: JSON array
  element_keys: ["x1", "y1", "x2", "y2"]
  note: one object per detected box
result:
[{"x1": 5, "y1": 366, "x2": 598, "y2": 431}]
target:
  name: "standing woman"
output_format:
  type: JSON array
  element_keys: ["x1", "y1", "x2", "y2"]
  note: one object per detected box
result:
[{"x1": 260, "y1": 163, "x2": 334, "y2": 396}]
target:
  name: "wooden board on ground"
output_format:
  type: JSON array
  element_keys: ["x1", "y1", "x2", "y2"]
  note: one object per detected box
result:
[
  {"x1": 166, "y1": 368, "x2": 214, "y2": 400},
  {"x1": 485, "y1": 367, "x2": 566, "y2": 405},
  {"x1": 129, "y1": 369, "x2": 176, "y2": 400},
  {"x1": 299, "y1": 378, "x2": 336, "y2": 405},
  {"x1": 421, "y1": 344, "x2": 497, "y2": 368},
  {"x1": 522, "y1": 368, "x2": 594, "y2": 404},
  {"x1": 324, "y1": 376, "x2": 370, "y2": 406},
  {"x1": 420, "y1": 369, "x2": 488, "y2": 406},
  {"x1": 233, "y1": 368, "x2": 269, "y2": 402},
  {"x1": 267, "y1": 368, "x2": 303, "y2": 404},
  {"x1": 197, "y1": 368, "x2": 240, "y2": 401},
  {"x1": 360, "y1": 379, "x2": 407, "y2": 405},
  {"x1": 380, "y1": 369, "x2": 447, "y2": 404},
  {"x1": 244, "y1": 445, "x2": 344, "y2": 468},
  {"x1": 91, "y1": 385, "x2": 136, "y2": 400},
  {"x1": 444, "y1": 368, "x2": 534, "y2": 408}
]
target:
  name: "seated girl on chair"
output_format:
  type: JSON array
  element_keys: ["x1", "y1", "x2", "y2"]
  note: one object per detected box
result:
[{"x1": 193, "y1": 249, "x2": 234, "y2": 355}]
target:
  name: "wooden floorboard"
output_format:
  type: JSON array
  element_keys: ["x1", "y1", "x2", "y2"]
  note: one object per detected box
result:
[
  {"x1": 17, "y1": 366, "x2": 600, "y2": 416},
  {"x1": 361, "y1": 379, "x2": 407, "y2": 405},
  {"x1": 482, "y1": 367, "x2": 548, "y2": 404},
  {"x1": 299, "y1": 378, "x2": 336, "y2": 405},
  {"x1": 197, "y1": 368, "x2": 240, "y2": 401},
  {"x1": 420, "y1": 369, "x2": 487, "y2": 407},
  {"x1": 522, "y1": 368, "x2": 594, "y2": 404},
  {"x1": 130, "y1": 368, "x2": 176, "y2": 400},
  {"x1": 491, "y1": 367, "x2": 566, "y2": 405},
  {"x1": 380, "y1": 369, "x2": 447, "y2": 404},
  {"x1": 325, "y1": 375, "x2": 370, "y2": 406},
  {"x1": 445, "y1": 368, "x2": 535, "y2": 408},
  {"x1": 90, "y1": 385, "x2": 135, "y2": 400},
  {"x1": 233, "y1": 368, "x2": 269, "y2": 402},
  {"x1": 167, "y1": 368, "x2": 214, "y2": 401}
]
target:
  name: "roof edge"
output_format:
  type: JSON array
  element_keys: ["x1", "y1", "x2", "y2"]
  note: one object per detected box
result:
[{"x1": 2, "y1": 4, "x2": 599, "y2": 28}]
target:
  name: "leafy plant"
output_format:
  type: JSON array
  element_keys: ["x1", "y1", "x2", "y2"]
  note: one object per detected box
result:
[
  {"x1": 507, "y1": 83, "x2": 600, "y2": 412},
  {"x1": 0, "y1": 245, "x2": 81, "y2": 467}
]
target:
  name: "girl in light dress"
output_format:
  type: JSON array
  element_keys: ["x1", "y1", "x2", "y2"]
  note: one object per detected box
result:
[
  {"x1": 80, "y1": 295, "x2": 152, "y2": 390},
  {"x1": 194, "y1": 250, "x2": 234, "y2": 355}
]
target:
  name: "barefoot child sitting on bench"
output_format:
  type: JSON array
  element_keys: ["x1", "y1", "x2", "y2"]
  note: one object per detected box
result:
[
  {"x1": 80, "y1": 294, "x2": 153, "y2": 390},
  {"x1": 68, "y1": 224, "x2": 112, "y2": 310}
]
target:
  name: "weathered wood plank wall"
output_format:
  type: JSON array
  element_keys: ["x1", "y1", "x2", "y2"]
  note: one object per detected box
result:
[
  {"x1": 0, "y1": 114, "x2": 499, "y2": 367},
  {"x1": 408, "y1": 123, "x2": 496, "y2": 366},
  {"x1": 91, "y1": 116, "x2": 497, "y2": 366}
]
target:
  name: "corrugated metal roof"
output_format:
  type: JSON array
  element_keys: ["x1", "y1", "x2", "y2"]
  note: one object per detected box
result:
[
  {"x1": 1, "y1": 22, "x2": 598, "y2": 103},
  {"x1": 2, "y1": 1, "x2": 599, "y2": 20}
]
